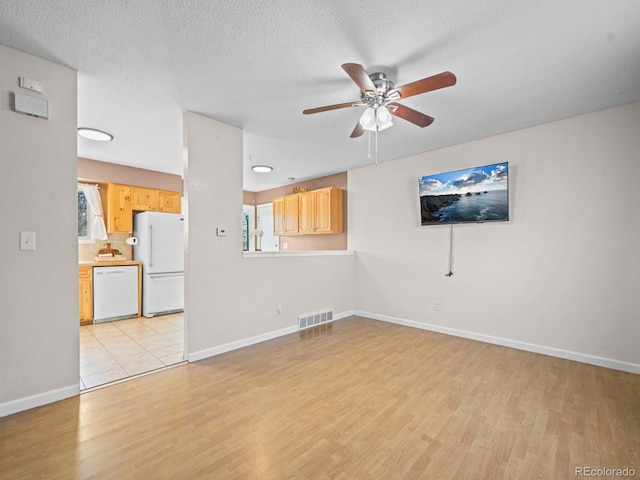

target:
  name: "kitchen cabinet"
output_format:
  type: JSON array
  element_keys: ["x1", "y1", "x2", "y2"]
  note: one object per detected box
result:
[
  {"x1": 273, "y1": 194, "x2": 300, "y2": 235},
  {"x1": 133, "y1": 187, "x2": 181, "y2": 214},
  {"x1": 273, "y1": 197, "x2": 285, "y2": 235},
  {"x1": 158, "y1": 190, "x2": 181, "y2": 213},
  {"x1": 131, "y1": 187, "x2": 158, "y2": 211},
  {"x1": 283, "y1": 194, "x2": 300, "y2": 234},
  {"x1": 299, "y1": 191, "x2": 315, "y2": 234},
  {"x1": 103, "y1": 184, "x2": 181, "y2": 233},
  {"x1": 273, "y1": 187, "x2": 343, "y2": 235},
  {"x1": 313, "y1": 187, "x2": 343, "y2": 233},
  {"x1": 79, "y1": 265, "x2": 93, "y2": 325},
  {"x1": 104, "y1": 183, "x2": 132, "y2": 234}
]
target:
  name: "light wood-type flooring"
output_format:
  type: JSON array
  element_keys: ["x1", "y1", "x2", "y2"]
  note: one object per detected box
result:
[{"x1": 1, "y1": 316, "x2": 639, "y2": 479}]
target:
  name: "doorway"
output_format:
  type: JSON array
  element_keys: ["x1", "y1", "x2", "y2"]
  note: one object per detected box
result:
[
  {"x1": 257, "y1": 203, "x2": 279, "y2": 251},
  {"x1": 77, "y1": 170, "x2": 187, "y2": 391}
]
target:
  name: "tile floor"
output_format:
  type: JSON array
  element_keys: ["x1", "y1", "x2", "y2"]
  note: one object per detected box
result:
[{"x1": 80, "y1": 312, "x2": 185, "y2": 390}]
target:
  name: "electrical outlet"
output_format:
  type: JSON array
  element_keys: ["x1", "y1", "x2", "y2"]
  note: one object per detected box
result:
[{"x1": 434, "y1": 301, "x2": 441, "y2": 311}]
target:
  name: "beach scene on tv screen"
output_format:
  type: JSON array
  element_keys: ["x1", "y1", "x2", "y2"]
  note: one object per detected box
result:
[{"x1": 419, "y1": 163, "x2": 509, "y2": 225}]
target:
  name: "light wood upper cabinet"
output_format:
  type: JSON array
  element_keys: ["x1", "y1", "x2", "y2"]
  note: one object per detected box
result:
[
  {"x1": 158, "y1": 190, "x2": 181, "y2": 213},
  {"x1": 102, "y1": 184, "x2": 181, "y2": 233},
  {"x1": 132, "y1": 187, "x2": 180, "y2": 213},
  {"x1": 79, "y1": 265, "x2": 92, "y2": 325},
  {"x1": 299, "y1": 192, "x2": 315, "y2": 234},
  {"x1": 104, "y1": 183, "x2": 132, "y2": 234},
  {"x1": 313, "y1": 187, "x2": 343, "y2": 234},
  {"x1": 273, "y1": 195, "x2": 300, "y2": 235},
  {"x1": 131, "y1": 187, "x2": 158, "y2": 211},
  {"x1": 283, "y1": 194, "x2": 300, "y2": 234},
  {"x1": 273, "y1": 187, "x2": 343, "y2": 236},
  {"x1": 273, "y1": 197, "x2": 285, "y2": 235}
]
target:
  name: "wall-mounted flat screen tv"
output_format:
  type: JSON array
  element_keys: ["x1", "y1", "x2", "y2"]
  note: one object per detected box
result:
[{"x1": 419, "y1": 162, "x2": 509, "y2": 225}]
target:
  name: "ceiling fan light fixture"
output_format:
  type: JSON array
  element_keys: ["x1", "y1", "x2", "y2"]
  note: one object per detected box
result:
[
  {"x1": 359, "y1": 107, "x2": 377, "y2": 131},
  {"x1": 359, "y1": 106, "x2": 393, "y2": 132},
  {"x1": 376, "y1": 105, "x2": 393, "y2": 131},
  {"x1": 252, "y1": 165, "x2": 273, "y2": 173},
  {"x1": 77, "y1": 127, "x2": 113, "y2": 142}
]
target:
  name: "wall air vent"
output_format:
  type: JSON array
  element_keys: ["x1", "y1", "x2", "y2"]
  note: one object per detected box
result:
[{"x1": 298, "y1": 309, "x2": 334, "y2": 330}]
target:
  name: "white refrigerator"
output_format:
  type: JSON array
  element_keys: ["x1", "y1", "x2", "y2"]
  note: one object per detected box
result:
[{"x1": 133, "y1": 211, "x2": 184, "y2": 317}]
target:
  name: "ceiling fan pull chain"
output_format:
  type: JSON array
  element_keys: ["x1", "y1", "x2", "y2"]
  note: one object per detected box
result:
[
  {"x1": 375, "y1": 127, "x2": 379, "y2": 166},
  {"x1": 367, "y1": 130, "x2": 372, "y2": 159}
]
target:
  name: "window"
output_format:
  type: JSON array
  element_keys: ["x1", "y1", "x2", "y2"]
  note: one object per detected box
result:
[{"x1": 78, "y1": 187, "x2": 95, "y2": 243}]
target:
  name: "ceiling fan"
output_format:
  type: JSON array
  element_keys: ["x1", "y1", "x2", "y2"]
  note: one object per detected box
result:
[{"x1": 303, "y1": 63, "x2": 456, "y2": 138}]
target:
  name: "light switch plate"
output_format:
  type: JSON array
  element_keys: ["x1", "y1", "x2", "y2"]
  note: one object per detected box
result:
[
  {"x1": 20, "y1": 231, "x2": 36, "y2": 250},
  {"x1": 216, "y1": 227, "x2": 227, "y2": 237}
]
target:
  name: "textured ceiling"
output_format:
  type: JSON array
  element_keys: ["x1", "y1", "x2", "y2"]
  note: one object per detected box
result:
[{"x1": 1, "y1": 0, "x2": 639, "y2": 191}]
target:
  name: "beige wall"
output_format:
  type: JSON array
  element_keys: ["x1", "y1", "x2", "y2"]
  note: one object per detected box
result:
[
  {"x1": 0, "y1": 45, "x2": 79, "y2": 414},
  {"x1": 244, "y1": 172, "x2": 348, "y2": 251},
  {"x1": 184, "y1": 112, "x2": 354, "y2": 358},
  {"x1": 78, "y1": 156, "x2": 183, "y2": 192},
  {"x1": 349, "y1": 102, "x2": 640, "y2": 371}
]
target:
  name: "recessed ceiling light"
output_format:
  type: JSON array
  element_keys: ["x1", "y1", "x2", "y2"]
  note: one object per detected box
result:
[
  {"x1": 78, "y1": 127, "x2": 113, "y2": 142},
  {"x1": 252, "y1": 165, "x2": 273, "y2": 173}
]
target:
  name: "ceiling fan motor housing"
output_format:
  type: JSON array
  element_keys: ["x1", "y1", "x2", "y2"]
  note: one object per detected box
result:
[{"x1": 361, "y1": 72, "x2": 394, "y2": 108}]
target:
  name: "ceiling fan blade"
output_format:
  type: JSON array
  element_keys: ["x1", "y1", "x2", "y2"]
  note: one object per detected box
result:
[
  {"x1": 350, "y1": 121, "x2": 364, "y2": 138},
  {"x1": 342, "y1": 63, "x2": 377, "y2": 97},
  {"x1": 389, "y1": 103, "x2": 434, "y2": 127},
  {"x1": 387, "y1": 71, "x2": 457, "y2": 100},
  {"x1": 303, "y1": 101, "x2": 363, "y2": 115}
]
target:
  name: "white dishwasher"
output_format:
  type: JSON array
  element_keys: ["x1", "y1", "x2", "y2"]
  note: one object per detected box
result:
[{"x1": 93, "y1": 265, "x2": 139, "y2": 323}]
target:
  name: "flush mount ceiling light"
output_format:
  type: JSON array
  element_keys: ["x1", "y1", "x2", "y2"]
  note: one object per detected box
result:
[
  {"x1": 77, "y1": 127, "x2": 113, "y2": 142},
  {"x1": 252, "y1": 165, "x2": 273, "y2": 173}
]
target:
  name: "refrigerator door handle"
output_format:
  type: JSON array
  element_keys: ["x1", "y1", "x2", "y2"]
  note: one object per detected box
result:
[
  {"x1": 149, "y1": 273, "x2": 183, "y2": 279},
  {"x1": 149, "y1": 225, "x2": 153, "y2": 268}
]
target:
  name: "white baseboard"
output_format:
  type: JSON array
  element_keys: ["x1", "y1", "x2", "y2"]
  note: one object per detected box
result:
[
  {"x1": 355, "y1": 310, "x2": 640, "y2": 375},
  {"x1": 188, "y1": 310, "x2": 354, "y2": 363},
  {"x1": 333, "y1": 310, "x2": 355, "y2": 321},
  {"x1": 0, "y1": 383, "x2": 80, "y2": 418}
]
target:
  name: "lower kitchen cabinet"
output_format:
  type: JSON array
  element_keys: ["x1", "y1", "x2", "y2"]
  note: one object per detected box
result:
[{"x1": 79, "y1": 265, "x2": 93, "y2": 326}]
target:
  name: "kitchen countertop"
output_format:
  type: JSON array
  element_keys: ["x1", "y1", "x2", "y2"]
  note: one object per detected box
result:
[{"x1": 79, "y1": 260, "x2": 142, "y2": 267}]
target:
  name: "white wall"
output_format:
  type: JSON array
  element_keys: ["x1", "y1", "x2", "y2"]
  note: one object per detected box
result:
[
  {"x1": 349, "y1": 102, "x2": 640, "y2": 371},
  {"x1": 184, "y1": 112, "x2": 354, "y2": 359},
  {"x1": 0, "y1": 45, "x2": 78, "y2": 415}
]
